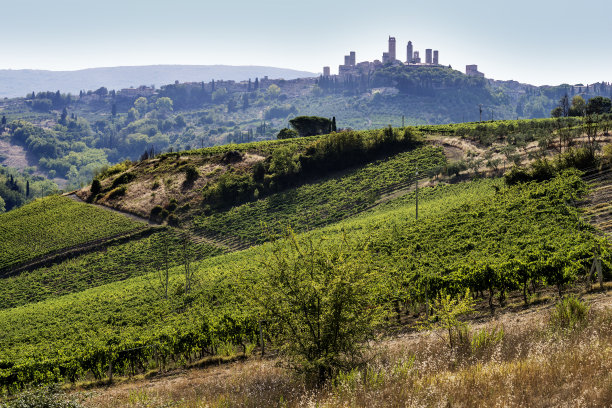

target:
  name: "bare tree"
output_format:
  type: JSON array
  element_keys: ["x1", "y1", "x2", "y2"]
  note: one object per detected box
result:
[
  {"x1": 149, "y1": 231, "x2": 173, "y2": 299},
  {"x1": 180, "y1": 233, "x2": 198, "y2": 293}
]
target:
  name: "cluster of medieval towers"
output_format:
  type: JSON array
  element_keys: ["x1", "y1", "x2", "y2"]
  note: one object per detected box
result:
[{"x1": 323, "y1": 36, "x2": 483, "y2": 78}]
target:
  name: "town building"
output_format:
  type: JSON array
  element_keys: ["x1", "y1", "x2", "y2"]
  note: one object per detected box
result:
[{"x1": 466, "y1": 64, "x2": 485, "y2": 77}]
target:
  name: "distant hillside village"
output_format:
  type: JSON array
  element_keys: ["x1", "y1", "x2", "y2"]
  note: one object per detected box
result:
[{"x1": 322, "y1": 36, "x2": 485, "y2": 80}]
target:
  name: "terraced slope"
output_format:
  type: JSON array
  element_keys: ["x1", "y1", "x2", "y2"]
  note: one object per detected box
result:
[{"x1": 0, "y1": 195, "x2": 147, "y2": 274}]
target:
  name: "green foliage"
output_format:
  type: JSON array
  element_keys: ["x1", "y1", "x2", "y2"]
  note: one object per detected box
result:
[
  {"x1": 0, "y1": 171, "x2": 601, "y2": 393},
  {"x1": 418, "y1": 290, "x2": 476, "y2": 349},
  {"x1": 247, "y1": 230, "x2": 392, "y2": 384},
  {"x1": 549, "y1": 296, "x2": 590, "y2": 332},
  {"x1": 90, "y1": 179, "x2": 101, "y2": 196},
  {"x1": 277, "y1": 128, "x2": 298, "y2": 139},
  {"x1": 107, "y1": 185, "x2": 127, "y2": 199},
  {"x1": 93, "y1": 160, "x2": 132, "y2": 180},
  {"x1": 586, "y1": 96, "x2": 611, "y2": 115},
  {"x1": 183, "y1": 164, "x2": 199, "y2": 182},
  {"x1": 195, "y1": 146, "x2": 445, "y2": 245},
  {"x1": 289, "y1": 116, "x2": 333, "y2": 137},
  {"x1": 110, "y1": 172, "x2": 136, "y2": 189},
  {"x1": 0, "y1": 196, "x2": 144, "y2": 271}
]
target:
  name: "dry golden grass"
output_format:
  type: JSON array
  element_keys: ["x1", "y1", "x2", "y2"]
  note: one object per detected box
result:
[
  {"x1": 76, "y1": 153, "x2": 265, "y2": 221},
  {"x1": 77, "y1": 291, "x2": 612, "y2": 408}
]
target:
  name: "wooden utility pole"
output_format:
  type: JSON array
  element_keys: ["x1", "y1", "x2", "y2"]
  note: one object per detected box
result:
[{"x1": 415, "y1": 168, "x2": 419, "y2": 220}]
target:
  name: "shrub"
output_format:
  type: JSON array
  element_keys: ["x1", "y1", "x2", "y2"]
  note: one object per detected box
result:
[
  {"x1": 247, "y1": 230, "x2": 392, "y2": 385},
  {"x1": 90, "y1": 179, "x2": 101, "y2": 195},
  {"x1": 277, "y1": 127, "x2": 298, "y2": 140},
  {"x1": 167, "y1": 213, "x2": 180, "y2": 227},
  {"x1": 166, "y1": 198, "x2": 178, "y2": 212},
  {"x1": 110, "y1": 172, "x2": 136, "y2": 189},
  {"x1": 107, "y1": 186, "x2": 127, "y2": 199},
  {"x1": 150, "y1": 205, "x2": 163, "y2": 218},
  {"x1": 95, "y1": 160, "x2": 132, "y2": 180},
  {"x1": 504, "y1": 166, "x2": 531, "y2": 185},
  {"x1": 556, "y1": 147, "x2": 596, "y2": 171},
  {"x1": 550, "y1": 295, "x2": 589, "y2": 331},
  {"x1": 183, "y1": 164, "x2": 199, "y2": 181}
]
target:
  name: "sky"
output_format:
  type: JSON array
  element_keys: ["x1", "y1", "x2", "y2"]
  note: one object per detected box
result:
[{"x1": 3, "y1": 0, "x2": 611, "y2": 86}]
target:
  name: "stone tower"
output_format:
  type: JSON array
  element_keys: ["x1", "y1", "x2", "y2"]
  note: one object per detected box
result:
[
  {"x1": 425, "y1": 49, "x2": 433, "y2": 64},
  {"x1": 433, "y1": 50, "x2": 439, "y2": 65},
  {"x1": 388, "y1": 36, "x2": 396, "y2": 63},
  {"x1": 407, "y1": 41, "x2": 413, "y2": 63}
]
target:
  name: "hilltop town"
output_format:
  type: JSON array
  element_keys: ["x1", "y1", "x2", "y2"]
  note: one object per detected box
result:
[{"x1": 323, "y1": 36, "x2": 485, "y2": 80}]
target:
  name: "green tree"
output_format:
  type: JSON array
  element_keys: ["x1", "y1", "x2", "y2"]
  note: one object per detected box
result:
[
  {"x1": 155, "y1": 97, "x2": 174, "y2": 116},
  {"x1": 586, "y1": 96, "x2": 612, "y2": 115},
  {"x1": 59, "y1": 108, "x2": 68, "y2": 125},
  {"x1": 276, "y1": 127, "x2": 298, "y2": 139},
  {"x1": 267, "y1": 84, "x2": 281, "y2": 99},
  {"x1": 134, "y1": 97, "x2": 148, "y2": 116},
  {"x1": 246, "y1": 230, "x2": 391, "y2": 385},
  {"x1": 289, "y1": 116, "x2": 333, "y2": 137},
  {"x1": 0, "y1": 195, "x2": 5, "y2": 213},
  {"x1": 127, "y1": 107, "x2": 139, "y2": 122},
  {"x1": 569, "y1": 95, "x2": 586, "y2": 117}
]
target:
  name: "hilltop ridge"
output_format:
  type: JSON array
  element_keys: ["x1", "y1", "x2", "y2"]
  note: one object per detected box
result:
[{"x1": 0, "y1": 65, "x2": 317, "y2": 98}]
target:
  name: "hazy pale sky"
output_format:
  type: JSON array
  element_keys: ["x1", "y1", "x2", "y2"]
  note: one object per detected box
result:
[{"x1": 3, "y1": 0, "x2": 611, "y2": 86}]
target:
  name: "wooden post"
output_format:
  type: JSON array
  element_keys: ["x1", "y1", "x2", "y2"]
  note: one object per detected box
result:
[
  {"x1": 108, "y1": 358, "x2": 113, "y2": 384},
  {"x1": 259, "y1": 320, "x2": 265, "y2": 356}
]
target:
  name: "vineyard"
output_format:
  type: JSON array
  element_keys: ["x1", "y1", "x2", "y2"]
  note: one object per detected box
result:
[
  {"x1": 0, "y1": 229, "x2": 225, "y2": 310},
  {"x1": 0, "y1": 170, "x2": 606, "y2": 394},
  {"x1": 0, "y1": 196, "x2": 146, "y2": 273},
  {"x1": 193, "y1": 146, "x2": 446, "y2": 245}
]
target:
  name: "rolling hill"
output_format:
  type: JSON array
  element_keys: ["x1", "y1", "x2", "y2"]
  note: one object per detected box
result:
[
  {"x1": 0, "y1": 120, "x2": 611, "y2": 406},
  {"x1": 0, "y1": 65, "x2": 317, "y2": 98}
]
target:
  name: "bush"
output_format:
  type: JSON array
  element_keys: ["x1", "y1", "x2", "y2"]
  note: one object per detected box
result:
[
  {"x1": 556, "y1": 147, "x2": 596, "y2": 171},
  {"x1": 247, "y1": 230, "x2": 392, "y2": 385},
  {"x1": 90, "y1": 179, "x2": 101, "y2": 195},
  {"x1": 277, "y1": 127, "x2": 298, "y2": 140},
  {"x1": 504, "y1": 166, "x2": 531, "y2": 185},
  {"x1": 107, "y1": 185, "x2": 127, "y2": 199},
  {"x1": 550, "y1": 295, "x2": 589, "y2": 331},
  {"x1": 150, "y1": 205, "x2": 163, "y2": 218},
  {"x1": 95, "y1": 160, "x2": 132, "y2": 180},
  {"x1": 183, "y1": 164, "x2": 199, "y2": 181},
  {"x1": 110, "y1": 172, "x2": 136, "y2": 189},
  {"x1": 167, "y1": 213, "x2": 180, "y2": 227}
]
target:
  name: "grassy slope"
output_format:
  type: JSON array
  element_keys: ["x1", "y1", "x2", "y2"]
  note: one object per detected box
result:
[
  {"x1": 0, "y1": 196, "x2": 145, "y2": 271},
  {"x1": 0, "y1": 173, "x2": 594, "y2": 366}
]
